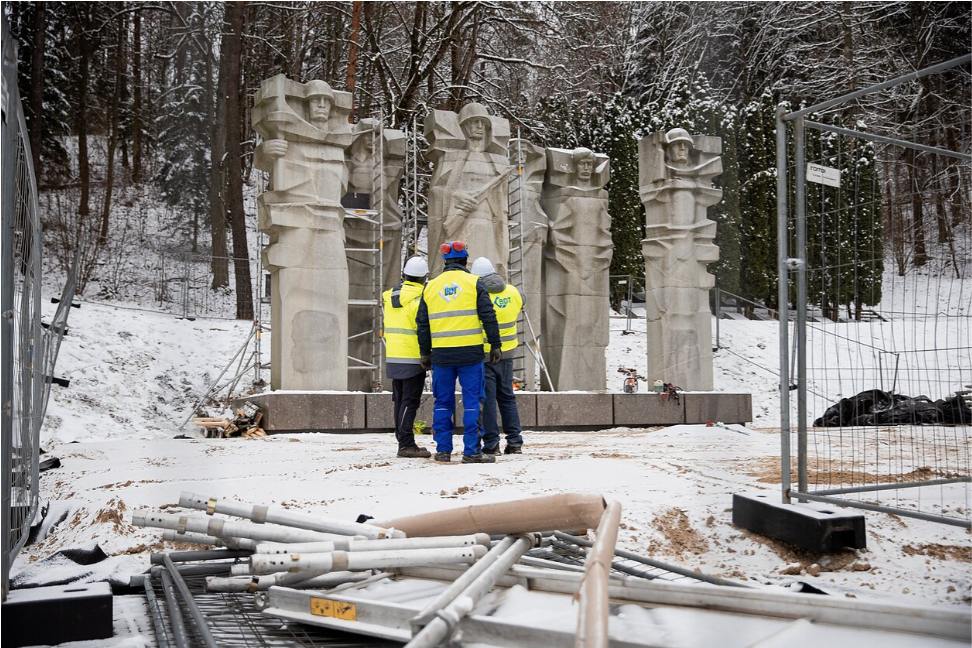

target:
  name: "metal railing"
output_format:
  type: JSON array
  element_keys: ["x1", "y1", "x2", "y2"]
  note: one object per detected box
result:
[{"x1": 776, "y1": 54, "x2": 972, "y2": 528}]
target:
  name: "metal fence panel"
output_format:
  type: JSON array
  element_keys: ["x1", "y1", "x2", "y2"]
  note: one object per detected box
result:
[
  {"x1": 778, "y1": 56, "x2": 972, "y2": 528},
  {"x1": 2, "y1": 20, "x2": 44, "y2": 599}
]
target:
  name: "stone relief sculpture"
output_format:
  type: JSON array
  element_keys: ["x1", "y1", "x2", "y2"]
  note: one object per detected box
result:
[
  {"x1": 253, "y1": 75, "x2": 352, "y2": 391},
  {"x1": 540, "y1": 147, "x2": 612, "y2": 391},
  {"x1": 343, "y1": 119, "x2": 406, "y2": 390},
  {"x1": 509, "y1": 139, "x2": 547, "y2": 389},
  {"x1": 639, "y1": 128, "x2": 722, "y2": 391},
  {"x1": 424, "y1": 103, "x2": 512, "y2": 277}
]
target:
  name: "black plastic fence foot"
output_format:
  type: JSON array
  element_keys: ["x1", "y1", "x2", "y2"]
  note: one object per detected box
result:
[{"x1": 732, "y1": 491, "x2": 866, "y2": 553}]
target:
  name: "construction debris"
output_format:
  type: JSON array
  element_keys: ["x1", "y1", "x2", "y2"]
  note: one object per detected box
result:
[
  {"x1": 191, "y1": 401, "x2": 265, "y2": 439},
  {"x1": 131, "y1": 491, "x2": 971, "y2": 648}
]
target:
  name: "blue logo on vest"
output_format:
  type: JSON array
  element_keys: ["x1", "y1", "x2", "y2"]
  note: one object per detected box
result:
[
  {"x1": 493, "y1": 296, "x2": 512, "y2": 308},
  {"x1": 439, "y1": 282, "x2": 463, "y2": 303}
]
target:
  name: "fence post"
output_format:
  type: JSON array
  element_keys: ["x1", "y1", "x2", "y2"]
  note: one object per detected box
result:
[
  {"x1": 776, "y1": 105, "x2": 791, "y2": 505},
  {"x1": 626, "y1": 275, "x2": 633, "y2": 333},
  {"x1": 714, "y1": 287, "x2": 721, "y2": 349},
  {"x1": 794, "y1": 116, "x2": 808, "y2": 501}
]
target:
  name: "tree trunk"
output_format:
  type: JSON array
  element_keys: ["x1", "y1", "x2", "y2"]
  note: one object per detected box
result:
[
  {"x1": 100, "y1": 8, "x2": 127, "y2": 244},
  {"x1": 908, "y1": 149, "x2": 928, "y2": 267},
  {"x1": 132, "y1": 9, "x2": 142, "y2": 182},
  {"x1": 77, "y1": 8, "x2": 91, "y2": 218},
  {"x1": 209, "y1": 4, "x2": 230, "y2": 288},
  {"x1": 224, "y1": 1, "x2": 253, "y2": 320},
  {"x1": 347, "y1": 0, "x2": 362, "y2": 121},
  {"x1": 28, "y1": 3, "x2": 45, "y2": 177}
]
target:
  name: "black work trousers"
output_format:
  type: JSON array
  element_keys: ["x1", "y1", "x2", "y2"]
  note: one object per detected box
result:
[{"x1": 392, "y1": 374, "x2": 426, "y2": 449}]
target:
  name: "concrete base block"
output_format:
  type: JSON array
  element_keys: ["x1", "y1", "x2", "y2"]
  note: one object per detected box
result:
[
  {"x1": 237, "y1": 389, "x2": 752, "y2": 433},
  {"x1": 2, "y1": 582, "x2": 113, "y2": 647},
  {"x1": 515, "y1": 393, "x2": 537, "y2": 427},
  {"x1": 613, "y1": 393, "x2": 683, "y2": 426},
  {"x1": 243, "y1": 393, "x2": 366, "y2": 432},
  {"x1": 683, "y1": 392, "x2": 752, "y2": 424},
  {"x1": 536, "y1": 393, "x2": 614, "y2": 428},
  {"x1": 732, "y1": 491, "x2": 866, "y2": 553}
]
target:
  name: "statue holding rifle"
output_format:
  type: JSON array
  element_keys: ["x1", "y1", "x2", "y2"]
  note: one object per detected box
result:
[{"x1": 425, "y1": 103, "x2": 513, "y2": 277}]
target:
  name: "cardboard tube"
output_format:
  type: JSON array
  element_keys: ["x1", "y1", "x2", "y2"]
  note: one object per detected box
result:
[
  {"x1": 375, "y1": 494, "x2": 606, "y2": 538},
  {"x1": 575, "y1": 500, "x2": 622, "y2": 648}
]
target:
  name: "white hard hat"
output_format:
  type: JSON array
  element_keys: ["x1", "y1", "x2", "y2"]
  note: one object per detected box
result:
[
  {"x1": 471, "y1": 257, "x2": 495, "y2": 277},
  {"x1": 403, "y1": 256, "x2": 429, "y2": 277}
]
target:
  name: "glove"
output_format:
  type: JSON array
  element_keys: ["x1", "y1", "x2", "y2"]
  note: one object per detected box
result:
[
  {"x1": 420, "y1": 355, "x2": 432, "y2": 371},
  {"x1": 489, "y1": 347, "x2": 502, "y2": 365}
]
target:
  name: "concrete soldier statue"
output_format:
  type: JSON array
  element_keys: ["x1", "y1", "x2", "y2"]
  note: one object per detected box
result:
[
  {"x1": 639, "y1": 127, "x2": 722, "y2": 391},
  {"x1": 424, "y1": 103, "x2": 513, "y2": 277},
  {"x1": 540, "y1": 147, "x2": 612, "y2": 391},
  {"x1": 253, "y1": 75, "x2": 352, "y2": 391}
]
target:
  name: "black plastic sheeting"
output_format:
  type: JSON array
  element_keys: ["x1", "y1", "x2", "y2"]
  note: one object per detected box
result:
[{"x1": 814, "y1": 389, "x2": 972, "y2": 427}]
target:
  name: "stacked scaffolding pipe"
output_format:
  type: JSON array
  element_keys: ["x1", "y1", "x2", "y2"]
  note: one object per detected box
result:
[
  {"x1": 406, "y1": 534, "x2": 538, "y2": 647},
  {"x1": 179, "y1": 491, "x2": 403, "y2": 539},
  {"x1": 205, "y1": 570, "x2": 370, "y2": 593},
  {"x1": 576, "y1": 501, "x2": 622, "y2": 648},
  {"x1": 250, "y1": 545, "x2": 488, "y2": 576},
  {"x1": 162, "y1": 529, "x2": 257, "y2": 551},
  {"x1": 254, "y1": 533, "x2": 490, "y2": 555},
  {"x1": 133, "y1": 511, "x2": 339, "y2": 544}
]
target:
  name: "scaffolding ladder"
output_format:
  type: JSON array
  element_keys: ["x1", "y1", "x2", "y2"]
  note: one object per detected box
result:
[
  {"x1": 507, "y1": 136, "x2": 527, "y2": 388},
  {"x1": 345, "y1": 119, "x2": 386, "y2": 391},
  {"x1": 402, "y1": 115, "x2": 430, "y2": 260}
]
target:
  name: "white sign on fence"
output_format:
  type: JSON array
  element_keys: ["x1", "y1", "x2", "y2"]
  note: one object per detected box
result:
[{"x1": 806, "y1": 163, "x2": 841, "y2": 188}]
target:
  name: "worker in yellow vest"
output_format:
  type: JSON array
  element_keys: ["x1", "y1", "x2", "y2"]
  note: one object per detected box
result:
[
  {"x1": 416, "y1": 241, "x2": 502, "y2": 464},
  {"x1": 472, "y1": 257, "x2": 524, "y2": 455},
  {"x1": 382, "y1": 256, "x2": 432, "y2": 459}
]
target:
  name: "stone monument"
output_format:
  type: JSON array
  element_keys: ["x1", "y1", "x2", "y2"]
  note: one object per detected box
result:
[
  {"x1": 343, "y1": 119, "x2": 406, "y2": 390},
  {"x1": 639, "y1": 128, "x2": 722, "y2": 391},
  {"x1": 540, "y1": 147, "x2": 612, "y2": 391},
  {"x1": 253, "y1": 75, "x2": 352, "y2": 391},
  {"x1": 425, "y1": 103, "x2": 512, "y2": 276},
  {"x1": 509, "y1": 139, "x2": 548, "y2": 389}
]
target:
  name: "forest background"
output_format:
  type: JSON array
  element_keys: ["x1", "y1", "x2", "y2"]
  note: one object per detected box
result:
[{"x1": 6, "y1": 1, "x2": 970, "y2": 320}]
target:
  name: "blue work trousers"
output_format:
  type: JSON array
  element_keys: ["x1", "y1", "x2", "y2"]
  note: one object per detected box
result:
[
  {"x1": 431, "y1": 362, "x2": 485, "y2": 456},
  {"x1": 483, "y1": 357, "x2": 523, "y2": 451}
]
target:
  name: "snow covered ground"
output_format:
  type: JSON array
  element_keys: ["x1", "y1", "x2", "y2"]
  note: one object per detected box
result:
[{"x1": 20, "y1": 268, "x2": 969, "y2": 617}]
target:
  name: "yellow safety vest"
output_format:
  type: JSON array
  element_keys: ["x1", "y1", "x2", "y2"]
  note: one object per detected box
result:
[
  {"x1": 482, "y1": 284, "x2": 523, "y2": 353},
  {"x1": 382, "y1": 281, "x2": 423, "y2": 363},
  {"x1": 423, "y1": 270, "x2": 483, "y2": 349}
]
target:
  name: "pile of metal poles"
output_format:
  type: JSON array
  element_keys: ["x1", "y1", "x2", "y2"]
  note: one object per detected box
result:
[{"x1": 130, "y1": 491, "x2": 738, "y2": 647}]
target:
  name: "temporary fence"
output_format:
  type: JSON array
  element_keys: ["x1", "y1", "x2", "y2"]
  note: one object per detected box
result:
[
  {"x1": 1, "y1": 17, "x2": 79, "y2": 599},
  {"x1": 777, "y1": 54, "x2": 972, "y2": 528},
  {"x1": 609, "y1": 274, "x2": 644, "y2": 335}
]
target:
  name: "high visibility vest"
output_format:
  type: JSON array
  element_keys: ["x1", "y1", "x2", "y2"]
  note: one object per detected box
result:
[
  {"x1": 423, "y1": 270, "x2": 483, "y2": 349},
  {"x1": 482, "y1": 284, "x2": 523, "y2": 353},
  {"x1": 382, "y1": 281, "x2": 423, "y2": 364}
]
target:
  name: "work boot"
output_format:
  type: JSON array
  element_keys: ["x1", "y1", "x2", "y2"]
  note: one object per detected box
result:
[
  {"x1": 461, "y1": 453, "x2": 496, "y2": 464},
  {"x1": 482, "y1": 445, "x2": 500, "y2": 456},
  {"x1": 434, "y1": 452, "x2": 452, "y2": 463},
  {"x1": 504, "y1": 444, "x2": 522, "y2": 455},
  {"x1": 398, "y1": 446, "x2": 431, "y2": 459}
]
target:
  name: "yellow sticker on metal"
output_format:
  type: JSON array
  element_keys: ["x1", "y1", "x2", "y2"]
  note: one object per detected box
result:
[{"x1": 310, "y1": 597, "x2": 356, "y2": 621}]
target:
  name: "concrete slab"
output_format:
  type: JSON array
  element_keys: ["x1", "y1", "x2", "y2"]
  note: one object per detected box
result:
[
  {"x1": 613, "y1": 393, "x2": 683, "y2": 426},
  {"x1": 683, "y1": 392, "x2": 752, "y2": 424},
  {"x1": 536, "y1": 393, "x2": 613, "y2": 428},
  {"x1": 243, "y1": 393, "x2": 366, "y2": 432},
  {"x1": 732, "y1": 491, "x2": 866, "y2": 553}
]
